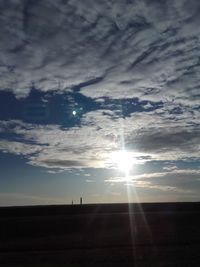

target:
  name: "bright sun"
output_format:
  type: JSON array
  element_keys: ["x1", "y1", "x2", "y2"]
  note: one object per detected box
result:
[{"x1": 110, "y1": 150, "x2": 135, "y2": 174}]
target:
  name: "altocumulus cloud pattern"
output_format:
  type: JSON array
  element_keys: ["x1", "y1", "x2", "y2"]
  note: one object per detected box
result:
[{"x1": 0, "y1": 0, "x2": 199, "y2": 200}]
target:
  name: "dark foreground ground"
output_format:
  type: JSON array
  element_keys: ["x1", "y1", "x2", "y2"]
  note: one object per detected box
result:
[{"x1": 0, "y1": 202, "x2": 200, "y2": 266}]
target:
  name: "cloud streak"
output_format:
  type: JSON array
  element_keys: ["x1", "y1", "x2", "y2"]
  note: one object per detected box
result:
[{"x1": 105, "y1": 168, "x2": 200, "y2": 194}]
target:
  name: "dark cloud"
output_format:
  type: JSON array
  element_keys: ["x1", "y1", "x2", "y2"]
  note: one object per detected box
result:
[
  {"x1": 36, "y1": 159, "x2": 87, "y2": 168},
  {"x1": 126, "y1": 129, "x2": 200, "y2": 155}
]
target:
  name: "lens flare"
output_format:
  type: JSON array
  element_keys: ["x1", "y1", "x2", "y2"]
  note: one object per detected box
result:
[{"x1": 111, "y1": 150, "x2": 135, "y2": 175}]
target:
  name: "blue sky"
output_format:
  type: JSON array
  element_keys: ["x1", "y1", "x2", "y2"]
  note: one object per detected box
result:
[{"x1": 0, "y1": 0, "x2": 199, "y2": 206}]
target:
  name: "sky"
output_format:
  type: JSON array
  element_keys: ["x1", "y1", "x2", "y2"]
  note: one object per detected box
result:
[{"x1": 0, "y1": 0, "x2": 200, "y2": 206}]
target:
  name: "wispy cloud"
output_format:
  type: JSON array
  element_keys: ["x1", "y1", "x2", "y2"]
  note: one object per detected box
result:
[
  {"x1": 105, "y1": 168, "x2": 200, "y2": 193},
  {"x1": 0, "y1": 192, "x2": 68, "y2": 206}
]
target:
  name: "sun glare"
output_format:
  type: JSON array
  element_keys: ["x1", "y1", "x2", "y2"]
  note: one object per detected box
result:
[{"x1": 111, "y1": 150, "x2": 135, "y2": 175}]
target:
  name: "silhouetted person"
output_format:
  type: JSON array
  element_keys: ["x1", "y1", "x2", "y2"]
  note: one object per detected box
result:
[{"x1": 80, "y1": 197, "x2": 82, "y2": 205}]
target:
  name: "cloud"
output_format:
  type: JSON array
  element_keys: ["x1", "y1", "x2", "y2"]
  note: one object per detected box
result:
[
  {"x1": 0, "y1": 140, "x2": 42, "y2": 156},
  {"x1": 132, "y1": 181, "x2": 188, "y2": 193},
  {"x1": 0, "y1": 0, "x2": 199, "y2": 204},
  {"x1": 163, "y1": 165, "x2": 178, "y2": 171},
  {"x1": 106, "y1": 168, "x2": 200, "y2": 182},
  {"x1": 0, "y1": 103, "x2": 199, "y2": 170},
  {"x1": 0, "y1": 0, "x2": 199, "y2": 110},
  {"x1": 0, "y1": 0, "x2": 199, "y2": 174},
  {"x1": 0, "y1": 0, "x2": 110, "y2": 97},
  {"x1": 105, "y1": 168, "x2": 200, "y2": 193},
  {"x1": 0, "y1": 192, "x2": 68, "y2": 206},
  {"x1": 0, "y1": 117, "x2": 117, "y2": 169},
  {"x1": 86, "y1": 179, "x2": 95, "y2": 183},
  {"x1": 84, "y1": 173, "x2": 91, "y2": 177},
  {"x1": 126, "y1": 128, "x2": 200, "y2": 159},
  {"x1": 82, "y1": 109, "x2": 200, "y2": 161}
]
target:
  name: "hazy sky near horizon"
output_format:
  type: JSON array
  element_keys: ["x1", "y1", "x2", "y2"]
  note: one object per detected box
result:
[{"x1": 0, "y1": 0, "x2": 200, "y2": 206}]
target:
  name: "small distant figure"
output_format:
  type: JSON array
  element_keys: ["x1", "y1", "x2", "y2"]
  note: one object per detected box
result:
[
  {"x1": 72, "y1": 200, "x2": 73, "y2": 205},
  {"x1": 80, "y1": 197, "x2": 82, "y2": 205}
]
